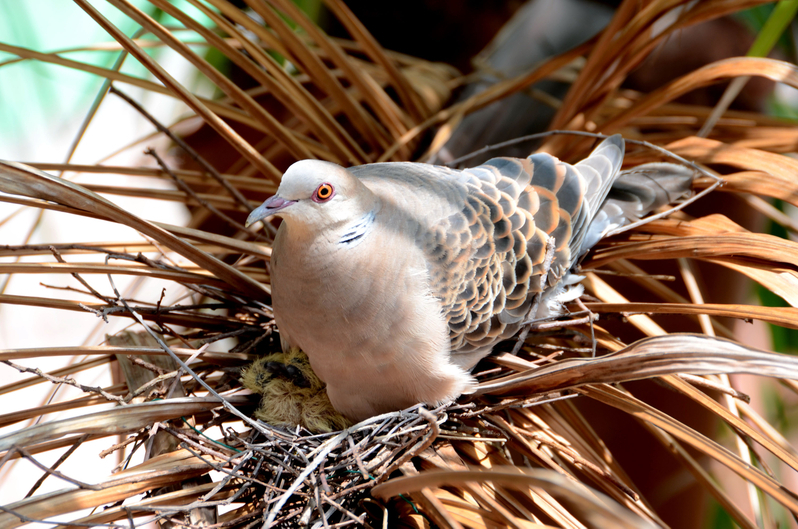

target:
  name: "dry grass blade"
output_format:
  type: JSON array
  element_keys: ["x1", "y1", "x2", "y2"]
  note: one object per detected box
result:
[
  {"x1": 322, "y1": 0, "x2": 428, "y2": 120},
  {"x1": 372, "y1": 467, "x2": 657, "y2": 529},
  {"x1": 377, "y1": 41, "x2": 592, "y2": 163},
  {"x1": 0, "y1": 449, "x2": 222, "y2": 529},
  {"x1": 661, "y1": 375, "x2": 798, "y2": 474},
  {"x1": 0, "y1": 42, "x2": 265, "y2": 131},
  {"x1": 0, "y1": 395, "x2": 117, "y2": 430},
  {"x1": 550, "y1": 0, "x2": 778, "y2": 129},
  {"x1": 266, "y1": 0, "x2": 412, "y2": 139},
  {"x1": 242, "y1": 0, "x2": 392, "y2": 154},
  {"x1": 57, "y1": 481, "x2": 236, "y2": 528},
  {"x1": 25, "y1": 163, "x2": 276, "y2": 193},
  {"x1": 166, "y1": 0, "x2": 364, "y2": 165},
  {"x1": 109, "y1": 0, "x2": 314, "y2": 162},
  {"x1": 72, "y1": 0, "x2": 281, "y2": 180},
  {"x1": 591, "y1": 231, "x2": 798, "y2": 267},
  {"x1": 477, "y1": 334, "x2": 798, "y2": 396},
  {"x1": 0, "y1": 346, "x2": 254, "y2": 364},
  {"x1": 0, "y1": 262, "x2": 227, "y2": 287},
  {"x1": 669, "y1": 136, "x2": 798, "y2": 206},
  {"x1": 582, "y1": 384, "x2": 798, "y2": 516},
  {"x1": 194, "y1": 0, "x2": 363, "y2": 163},
  {"x1": 587, "y1": 302, "x2": 798, "y2": 329},
  {"x1": 0, "y1": 194, "x2": 272, "y2": 259},
  {"x1": 0, "y1": 396, "x2": 248, "y2": 451},
  {"x1": 603, "y1": 57, "x2": 798, "y2": 134},
  {"x1": 0, "y1": 293, "x2": 247, "y2": 330},
  {"x1": 0, "y1": 161, "x2": 268, "y2": 298}
]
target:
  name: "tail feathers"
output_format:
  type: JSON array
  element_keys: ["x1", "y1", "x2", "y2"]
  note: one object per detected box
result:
[
  {"x1": 568, "y1": 134, "x2": 625, "y2": 263},
  {"x1": 607, "y1": 162, "x2": 696, "y2": 217},
  {"x1": 579, "y1": 162, "x2": 696, "y2": 255}
]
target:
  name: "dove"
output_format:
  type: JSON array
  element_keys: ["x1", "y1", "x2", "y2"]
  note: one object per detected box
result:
[{"x1": 246, "y1": 135, "x2": 693, "y2": 422}]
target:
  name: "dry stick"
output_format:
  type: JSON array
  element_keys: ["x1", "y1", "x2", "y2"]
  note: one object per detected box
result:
[
  {"x1": 263, "y1": 408, "x2": 432, "y2": 526},
  {"x1": 13, "y1": 444, "x2": 101, "y2": 491},
  {"x1": 322, "y1": 494, "x2": 366, "y2": 527},
  {"x1": 375, "y1": 408, "x2": 440, "y2": 484},
  {"x1": 144, "y1": 148, "x2": 267, "y2": 241},
  {"x1": 125, "y1": 371, "x2": 181, "y2": 402},
  {"x1": 196, "y1": 451, "x2": 258, "y2": 504},
  {"x1": 99, "y1": 433, "x2": 143, "y2": 459},
  {"x1": 0, "y1": 505, "x2": 127, "y2": 529},
  {"x1": 678, "y1": 374, "x2": 751, "y2": 403},
  {"x1": 101, "y1": 272, "x2": 276, "y2": 441},
  {"x1": 1, "y1": 360, "x2": 125, "y2": 403},
  {"x1": 130, "y1": 357, "x2": 168, "y2": 375},
  {"x1": 24, "y1": 434, "x2": 90, "y2": 498},
  {"x1": 177, "y1": 443, "x2": 265, "y2": 490},
  {"x1": 108, "y1": 86, "x2": 254, "y2": 211},
  {"x1": 49, "y1": 246, "x2": 114, "y2": 303}
]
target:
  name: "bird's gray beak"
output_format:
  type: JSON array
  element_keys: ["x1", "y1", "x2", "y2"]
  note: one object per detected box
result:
[{"x1": 245, "y1": 195, "x2": 296, "y2": 227}]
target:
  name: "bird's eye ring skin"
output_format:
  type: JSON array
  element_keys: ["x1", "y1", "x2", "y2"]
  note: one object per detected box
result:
[{"x1": 312, "y1": 183, "x2": 335, "y2": 203}]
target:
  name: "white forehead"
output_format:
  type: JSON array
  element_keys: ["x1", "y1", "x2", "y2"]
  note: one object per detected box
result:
[{"x1": 278, "y1": 159, "x2": 353, "y2": 198}]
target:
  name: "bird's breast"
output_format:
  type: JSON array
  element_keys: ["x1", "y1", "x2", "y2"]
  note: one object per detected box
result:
[{"x1": 271, "y1": 219, "x2": 438, "y2": 364}]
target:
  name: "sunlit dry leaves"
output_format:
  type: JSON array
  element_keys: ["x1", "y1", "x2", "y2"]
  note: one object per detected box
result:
[
  {"x1": 0, "y1": 449, "x2": 224, "y2": 529},
  {"x1": 477, "y1": 334, "x2": 798, "y2": 396},
  {"x1": 373, "y1": 468, "x2": 658, "y2": 529},
  {"x1": 0, "y1": 161, "x2": 268, "y2": 298}
]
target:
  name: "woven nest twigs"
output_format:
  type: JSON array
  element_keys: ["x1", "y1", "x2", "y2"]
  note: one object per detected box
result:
[{"x1": 2, "y1": 0, "x2": 798, "y2": 527}]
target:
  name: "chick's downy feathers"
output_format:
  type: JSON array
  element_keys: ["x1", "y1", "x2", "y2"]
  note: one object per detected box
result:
[{"x1": 246, "y1": 135, "x2": 693, "y2": 422}]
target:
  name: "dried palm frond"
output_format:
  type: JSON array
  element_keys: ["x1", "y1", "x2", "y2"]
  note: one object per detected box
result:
[{"x1": 1, "y1": 0, "x2": 798, "y2": 527}]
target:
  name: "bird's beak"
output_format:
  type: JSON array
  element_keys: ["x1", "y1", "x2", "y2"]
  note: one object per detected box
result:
[{"x1": 245, "y1": 195, "x2": 297, "y2": 227}]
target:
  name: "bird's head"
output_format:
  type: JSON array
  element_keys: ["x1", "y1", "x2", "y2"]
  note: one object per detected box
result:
[{"x1": 245, "y1": 160, "x2": 374, "y2": 230}]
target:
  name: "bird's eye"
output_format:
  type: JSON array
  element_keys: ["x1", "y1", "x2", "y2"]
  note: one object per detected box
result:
[{"x1": 312, "y1": 183, "x2": 335, "y2": 203}]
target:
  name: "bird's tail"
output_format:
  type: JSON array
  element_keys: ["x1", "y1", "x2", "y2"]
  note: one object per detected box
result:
[{"x1": 578, "y1": 162, "x2": 696, "y2": 255}]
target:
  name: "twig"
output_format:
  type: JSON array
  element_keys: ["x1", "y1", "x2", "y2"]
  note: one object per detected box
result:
[
  {"x1": 0, "y1": 505, "x2": 127, "y2": 528},
  {"x1": 145, "y1": 148, "x2": 267, "y2": 241},
  {"x1": 50, "y1": 246, "x2": 115, "y2": 303},
  {"x1": 375, "y1": 408, "x2": 441, "y2": 483},
  {"x1": 2, "y1": 360, "x2": 125, "y2": 403},
  {"x1": 99, "y1": 432, "x2": 143, "y2": 459},
  {"x1": 102, "y1": 259, "x2": 280, "y2": 439},
  {"x1": 13, "y1": 444, "x2": 101, "y2": 490},
  {"x1": 109, "y1": 85, "x2": 254, "y2": 212},
  {"x1": 25, "y1": 434, "x2": 90, "y2": 498},
  {"x1": 678, "y1": 374, "x2": 751, "y2": 403}
]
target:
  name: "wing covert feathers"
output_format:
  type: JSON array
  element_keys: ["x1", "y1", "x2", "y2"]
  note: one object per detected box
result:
[{"x1": 409, "y1": 135, "x2": 626, "y2": 357}]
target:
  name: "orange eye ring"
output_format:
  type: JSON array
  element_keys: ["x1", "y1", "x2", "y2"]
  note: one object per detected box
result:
[{"x1": 312, "y1": 182, "x2": 335, "y2": 203}]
